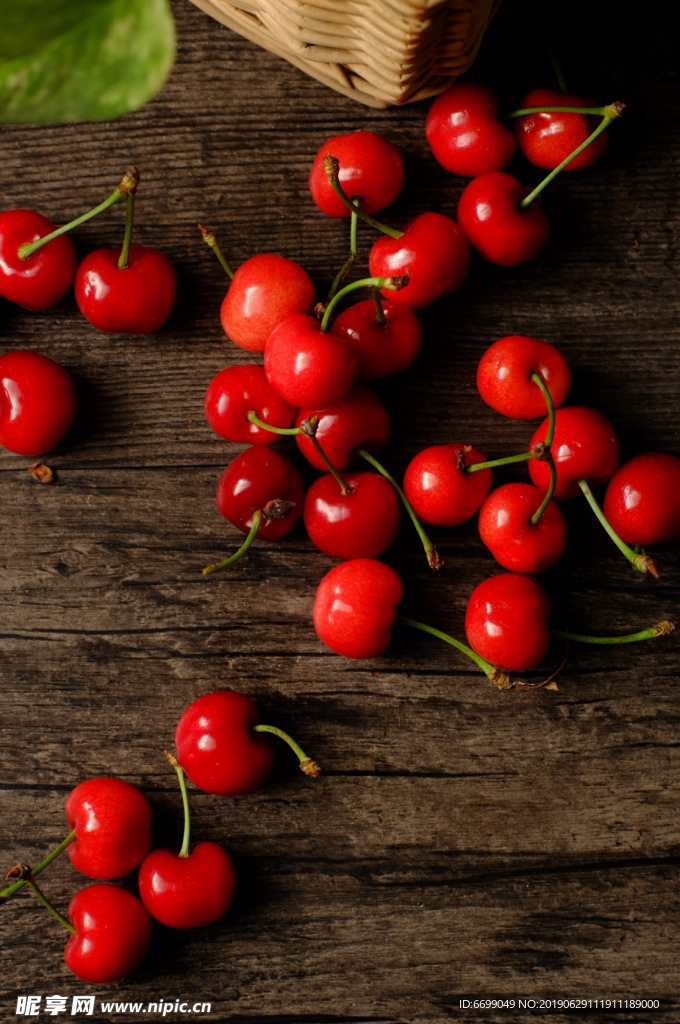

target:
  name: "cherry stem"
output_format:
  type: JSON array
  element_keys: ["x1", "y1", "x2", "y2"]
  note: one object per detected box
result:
[
  {"x1": 164, "y1": 751, "x2": 191, "y2": 857},
  {"x1": 320, "y1": 275, "x2": 407, "y2": 333},
  {"x1": 550, "y1": 621, "x2": 675, "y2": 645},
  {"x1": 198, "y1": 223, "x2": 234, "y2": 280},
  {"x1": 520, "y1": 103, "x2": 624, "y2": 209},
  {"x1": 396, "y1": 615, "x2": 510, "y2": 688},
  {"x1": 245, "y1": 411, "x2": 349, "y2": 494},
  {"x1": 117, "y1": 193, "x2": 135, "y2": 271},
  {"x1": 0, "y1": 829, "x2": 76, "y2": 904},
  {"x1": 358, "y1": 449, "x2": 442, "y2": 570},
  {"x1": 372, "y1": 286, "x2": 386, "y2": 326},
  {"x1": 17, "y1": 167, "x2": 139, "y2": 260},
  {"x1": 529, "y1": 371, "x2": 557, "y2": 525},
  {"x1": 327, "y1": 210, "x2": 359, "y2": 302},
  {"x1": 253, "y1": 724, "x2": 321, "y2": 777},
  {"x1": 577, "y1": 479, "x2": 659, "y2": 577},
  {"x1": 203, "y1": 510, "x2": 262, "y2": 576},
  {"x1": 323, "y1": 155, "x2": 402, "y2": 239},
  {"x1": 26, "y1": 879, "x2": 76, "y2": 935},
  {"x1": 506, "y1": 104, "x2": 608, "y2": 119},
  {"x1": 467, "y1": 450, "x2": 535, "y2": 472}
]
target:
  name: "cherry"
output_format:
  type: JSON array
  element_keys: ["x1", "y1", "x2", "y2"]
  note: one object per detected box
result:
[
  {"x1": 478, "y1": 482, "x2": 568, "y2": 573},
  {"x1": 603, "y1": 453, "x2": 680, "y2": 547},
  {"x1": 0, "y1": 351, "x2": 77, "y2": 456},
  {"x1": 313, "y1": 558, "x2": 404, "y2": 659},
  {"x1": 221, "y1": 253, "x2": 315, "y2": 353},
  {"x1": 457, "y1": 171, "x2": 550, "y2": 266},
  {"x1": 309, "y1": 131, "x2": 405, "y2": 218},
  {"x1": 330, "y1": 295, "x2": 422, "y2": 381},
  {"x1": 294, "y1": 384, "x2": 391, "y2": 472},
  {"x1": 65, "y1": 777, "x2": 153, "y2": 880},
  {"x1": 426, "y1": 82, "x2": 516, "y2": 176},
  {"x1": 477, "y1": 335, "x2": 570, "y2": 419},
  {"x1": 465, "y1": 573, "x2": 553, "y2": 671},
  {"x1": 175, "y1": 689, "x2": 319, "y2": 796},
  {"x1": 368, "y1": 212, "x2": 469, "y2": 307},
  {"x1": 303, "y1": 471, "x2": 400, "y2": 560},
  {"x1": 64, "y1": 884, "x2": 153, "y2": 982},
  {"x1": 528, "y1": 406, "x2": 620, "y2": 500},
  {"x1": 204, "y1": 364, "x2": 295, "y2": 445},
  {"x1": 0, "y1": 211, "x2": 76, "y2": 311},
  {"x1": 264, "y1": 313, "x2": 357, "y2": 408},
  {"x1": 513, "y1": 88, "x2": 609, "y2": 171},
  {"x1": 403, "y1": 443, "x2": 492, "y2": 527}
]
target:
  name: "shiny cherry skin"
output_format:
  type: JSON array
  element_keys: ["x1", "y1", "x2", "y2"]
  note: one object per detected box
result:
[
  {"x1": 205, "y1": 364, "x2": 295, "y2": 445},
  {"x1": 65, "y1": 777, "x2": 153, "y2": 880},
  {"x1": 465, "y1": 573, "x2": 553, "y2": 671},
  {"x1": 313, "y1": 558, "x2": 403, "y2": 659},
  {"x1": 0, "y1": 350, "x2": 77, "y2": 456},
  {"x1": 309, "y1": 131, "x2": 405, "y2": 218},
  {"x1": 0, "y1": 210, "x2": 77, "y2": 311},
  {"x1": 264, "y1": 313, "x2": 356, "y2": 408},
  {"x1": 603, "y1": 453, "x2": 680, "y2": 546},
  {"x1": 403, "y1": 443, "x2": 492, "y2": 527},
  {"x1": 330, "y1": 299, "x2": 422, "y2": 381},
  {"x1": 477, "y1": 335, "x2": 570, "y2": 419},
  {"x1": 457, "y1": 172, "x2": 550, "y2": 266},
  {"x1": 64, "y1": 884, "x2": 153, "y2": 983},
  {"x1": 369, "y1": 212, "x2": 469, "y2": 308},
  {"x1": 294, "y1": 384, "x2": 391, "y2": 472},
  {"x1": 75, "y1": 246, "x2": 177, "y2": 333},
  {"x1": 514, "y1": 88, "x2": 609, "y2": 171},
  {"x1": 304, "y1": 471, "x2": 400, "y2": 560},
  {"x1": 478, "y1": 483, "x2": 568, "y2": 573},
  {"x1": 426, "y1": 82, "x2": 516, "y2": 176},
  {"x1": 175, "y1": 689, "x2": 275, "y2": 795},
  {"x1": 529, "y1": 406, "x2": 620, "y2": 500},
  {"x1": 216, "y1": 446, "x2": 304, "y2": 540},
  {"x1": 220, "y1": 254, "x2": 315, "y2": 353},
  {"x1": 138, "y1": 841, "x2": 237, "y2": 929}
]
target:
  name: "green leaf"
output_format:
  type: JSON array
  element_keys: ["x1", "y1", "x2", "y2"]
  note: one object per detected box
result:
[{"x1": 0, "y1": 0, "x2": 175, "y2": 123}]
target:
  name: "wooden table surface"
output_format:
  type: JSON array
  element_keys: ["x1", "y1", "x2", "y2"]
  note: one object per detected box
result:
[{"x1": 1, "y1": 1, "x2": 679, "y2": 1021}]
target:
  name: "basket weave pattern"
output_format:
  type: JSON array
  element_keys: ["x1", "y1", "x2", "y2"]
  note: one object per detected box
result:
[{"x1": 190, "y1": 0, "x2": 497, "y2": 108}]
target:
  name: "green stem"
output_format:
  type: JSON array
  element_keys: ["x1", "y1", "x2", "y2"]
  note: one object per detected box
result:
[
  {"x1": 467, "y1": 451, "x2": 535, "y2": 472},
  {"x1": 578, "y1": 479, "x2": 659, "y2": 578},
  {"x1": 199, "y1": 223, "x2": 234, "y2": 279},
  {"x1": 550, "y1": 621, "x2": 674, "y2": 645},
  {"x1": 246, "y1": 411, "x2": 300, "y2": 436},
  {"x1": 326, "y1": 211, "x2": 359, "y2": 303},
  {"x1": 18, "y1": 167, "x2": 138, "y2": 260},
  {"x1": 324, "y1": 155, "x2": 401, "y2": 239},
  {"x1": 530, "y1": 459, "x2": 557, "y2": 526},
  {"x1": 396, "y1": 615, "x2": 509, "y2": 688},
  {"x1": 372, "y1": 286, "x2": 386, "y2": 326},
  {"x1": 203, "y1": 510, "x2": 262, "y2": 575},
  {"x1": 253, "y1": 724, "x2": 320, "y2": 776},
  {"x1": 27, "y1": 880, "x2": 76, "y2": 935},
  {"x1": 169, "y1": 756, "x2": 191, "y2": 858},
  {"x1": 321, "y1": 275, "x2": 406, "y2": 333},
  {"x1": 0, "y1": 829, "x2": 76, "y2": 903},
  {"x1": 117, "y1": 193, "x2": 135, "y2": 270},
  {"x1": 520, "y1": 103, "x2": 624, "y2": 209},
  {"x1": 506, "y1": 105, "x2": 608, "y2": 120},
  {"x1": 359, "y1": 449, "x2": 442, "y2": 570},
  {"x1": 529, "y1": 370, "x2": 557, "y2": 525}
]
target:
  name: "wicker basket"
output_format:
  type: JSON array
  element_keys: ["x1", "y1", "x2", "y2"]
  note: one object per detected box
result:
[{"x1": 190, "y1": 0, "x2": 497, "y2": 108}]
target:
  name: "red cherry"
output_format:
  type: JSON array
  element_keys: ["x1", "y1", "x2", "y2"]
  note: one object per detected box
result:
[
  {"x1": 403, "y1": 443, "x2": 492, "y2": 527},
  {"x1": 64, "y1": 884, "x2": 153, "y2": 983},
  {"x1": 478, "y1": 483, "x2": 568, "y2": 573},
  {"x1": 313, "y1": 558, "x2": 403, "y2": 659},
  {"x1": 294, "y1": 384, "x2": 391, "y2": 472},
  {"x1": 220, "y1": 254, "x2": 315, "y2": 353},
  {"x1": 216, "y1": 446, "x2": 304, "y2": 540},
  {"x1": 514, "y1": 88, "x2": 609, "y2": 171},
  {"x1": 603, "y1": 453, "x2": 680, "y2": 547},
  {"x1": 303, "y1": 471, "x2": 400, "y2": 560},
  {"x1": 0, "y1": 210, "x2": 76, "y2": 311},
  {"x1": 529, "y1": 406, "x2": 620, "y2": 500},
  {"x1": 465, "y1": 573, "x2": 553, "y2": 671},
  {"x1": 330, "y1": 298, "x2": 422, "y2": 381},
  {"x1": 457, "y1": 172, "x2": 550, "y2": 266},
  {"x1": 477, "y1": 335, "x2": 570, "y2": 419},
  {"x1": 426, "y1": 83, "x2": 516, "y2": 177},
  {"x1": 65, "y1": 777, "x2": 153, "y2": 880},
  {"x1": 368, "y1": 212, "x2": 469, "y2": 308},
  {"x1": 309, "y1": 131, "x2": 405, "y2": 218},
  {"x1": 75, "y1": 246, "x2": 176, "y2": 333},
  {"x1": 175, "y1": 690, "x2": 275, "y2": 795},
  {"x1": 264, "y1": 313, "x2": 356, "y2": 408},
  {"x1": 138, "y1": 841, "x2": 237, "y2": 929},
  {"x1": 0, "y1": 350, "x2": 77, "y2": 456},
  {"x1": 204, "y1": 364, "x2": 295, "y2": 445}
]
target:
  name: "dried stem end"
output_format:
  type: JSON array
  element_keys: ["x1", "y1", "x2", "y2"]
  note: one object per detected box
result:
[
  {"x1": 262, "y1": 498, "x2": 296, "y2": 521},
  {"x1": 654, "y1": 620, "x2": 677, "y2": 637},
  {"x1": 119, "y1": 166, "x2": 140, "y2": 195},
  {"x1": 300, "y1": 758, "x2": 321, "y2": 778}
]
